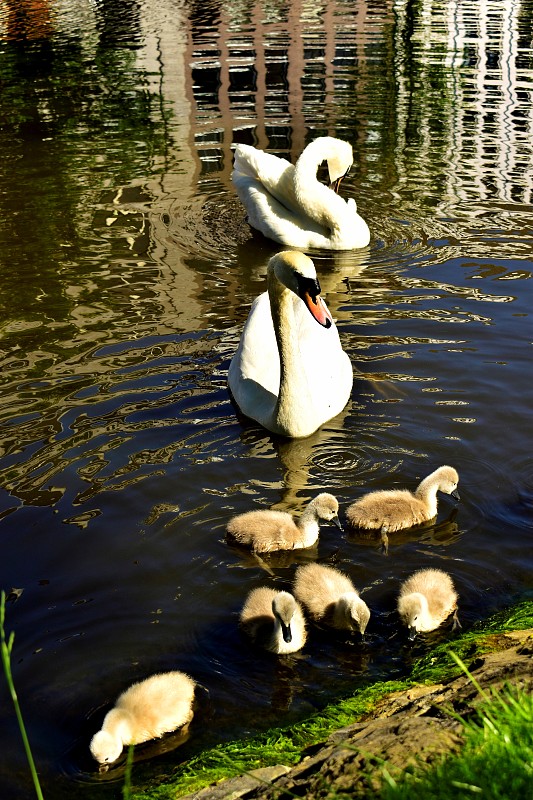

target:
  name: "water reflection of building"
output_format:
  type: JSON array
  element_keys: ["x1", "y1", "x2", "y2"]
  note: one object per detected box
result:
[
  {"x1": 3, "y1": 0, "x2": 530, "y2": 331},
  {"x1": 186, "y1": 0, "x2": 373, "y2": 187},
  {"x1": 120, "y1": 0, "x2": 533, "y2": 321},
  {"x1": 182, "y1": 0, "x2": 533, "y2": 207},
  {"x1": 393, "y1": 0, "x2": 533, "y2": 209}
]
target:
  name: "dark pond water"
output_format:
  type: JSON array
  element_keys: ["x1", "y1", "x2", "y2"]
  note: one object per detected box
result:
[{"x1": 0, "y1": 0, "x2": 532, "y2": 797}]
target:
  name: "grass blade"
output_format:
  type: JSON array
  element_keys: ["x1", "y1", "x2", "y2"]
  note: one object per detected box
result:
[{"x1": 1, "y1": 591, "x2": 45, "y2": 800}]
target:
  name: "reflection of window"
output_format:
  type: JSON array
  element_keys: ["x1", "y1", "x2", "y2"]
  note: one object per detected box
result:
[
  {"x1": 229, "y1": 64, "x2": 258, "y2": 111},
  {"x1": 192, "y1": 66, "x2": 221, "y2": 109}
]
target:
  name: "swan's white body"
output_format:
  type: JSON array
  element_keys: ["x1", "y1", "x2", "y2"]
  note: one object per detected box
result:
[
  {"x1": 228, "y1": 251, "x2": 353, "y2": 438},
  {"x1": 232, "y1": 137, "x2": 370, "y2": 250},
  {"x1": 89, "y1": 671, "x2": 196, "y2": 765}
]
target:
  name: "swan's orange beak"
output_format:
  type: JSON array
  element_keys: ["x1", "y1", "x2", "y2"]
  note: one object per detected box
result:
[
  {"x1": 329, "y1": 175, "x2": 344, "y2": 193},
  {"x1": 303, "y1": 292, "x2": 333, "y2": 329}
]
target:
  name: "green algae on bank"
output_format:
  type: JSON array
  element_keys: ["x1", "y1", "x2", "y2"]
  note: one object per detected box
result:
[
  {"x1": 131, "y1": 600, "x2": 533, "y2": 800},
  {"x1": 412, "y1": 598, "x2": 533, "y2": 684}
]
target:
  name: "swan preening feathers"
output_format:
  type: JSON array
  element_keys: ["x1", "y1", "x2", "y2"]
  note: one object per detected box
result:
[
  {"x1": 226, "y1": 493, "x2": 341, "y2": 552},
  {"x1": 232, "y1": 137, "x2": 370, "y2": 250},
  {"x1": 397, "y1": 568, "x2": 459, "y2": 640},
  {"x1": 90, "y1": 671, "x2": 196, "y2": 765},
  {"x1": 228, "y1": 251, "x2": 353, "y2": 438},
  {"x1": 346, "y1": 466, "x2": 460, "y2": 554}
]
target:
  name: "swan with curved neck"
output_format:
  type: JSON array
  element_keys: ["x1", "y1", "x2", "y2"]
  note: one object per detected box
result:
[
  {"x1": 232, "y1": 137, "x2": 370, "y2": 250},
  {"x1": 228, "y1": 251, "x2": 353, "y2": 438}
]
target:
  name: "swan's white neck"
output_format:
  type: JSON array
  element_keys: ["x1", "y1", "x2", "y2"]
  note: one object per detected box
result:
[
  {"x1": 292, "y1": 140, "x2": 350, "y2": 243},
  {"x1": 268, "y1": 270, "x2": 314, "y2": 438}
]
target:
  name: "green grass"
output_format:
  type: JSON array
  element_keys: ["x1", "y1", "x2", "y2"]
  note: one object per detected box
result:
[
  {"x1": 411, "y1": 599, "x2": 533, "y2": 685},
  {"x1": 379, "y1": 677, "x2": 533, "y2": 799},
  {"x1": 1, "y1": 591, "x2": 45, "y2": 800}
]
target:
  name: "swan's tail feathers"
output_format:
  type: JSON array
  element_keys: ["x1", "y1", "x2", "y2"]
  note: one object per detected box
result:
[
  {"x1": 232, "y1": 144, "x2": 262, "y2": 179},
  {"x1": 232, "y1": 145, "x2": 294, "y2": 200}
]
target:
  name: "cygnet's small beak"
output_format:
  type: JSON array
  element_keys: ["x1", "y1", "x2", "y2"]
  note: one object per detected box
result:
[
  {"x1": 354, "y1": 626, "x2": 366, "y2": 641},
  {"x1": 451, "y1": 488, "x2": 460, "y2": 501},
  {"x1": 281, "y1": 621, "x2": 292, "y2": 644},
  {"x1": 408, "y1": 626, "x2": 417, "y2": 642},
  {"x1": 332, "y1": 515, "x2": 343, "y2": 531}
]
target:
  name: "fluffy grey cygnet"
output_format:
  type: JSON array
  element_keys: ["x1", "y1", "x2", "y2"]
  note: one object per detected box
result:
[
  {"x1": 239, "y1": 587, "x2": 307, "y2": 654},
  {"x1": 346, "y1": 465, "x2": 460, "y2": 553},
  {"x1": 293, "y1": 563, "x2": 370, "y2": 634},
  {"x1": 226, "y1": 493, "x2": 342, "y2": 552},
  {"x1": 397, "y1": 567, "x2": 460, "y2": 640},
  {"x1": 90, "y1": 671, "x2": 196, "y2": 765}
]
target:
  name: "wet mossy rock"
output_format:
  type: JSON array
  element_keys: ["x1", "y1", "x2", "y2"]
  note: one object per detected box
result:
[{"x1": 131, "y1": 600, "x2": 533, "y2": 800}]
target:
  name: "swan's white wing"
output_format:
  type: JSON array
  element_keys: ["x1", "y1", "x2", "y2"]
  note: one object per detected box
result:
[
  {"x1": 232, "y1": 174, "x2": 333, "y2": 249},
  {"x1": 233, "y1": 145, "x2": 300, "y2": 213},
  {"x1": 229, "y1": 291, "x2": 280, "y2": 395}
]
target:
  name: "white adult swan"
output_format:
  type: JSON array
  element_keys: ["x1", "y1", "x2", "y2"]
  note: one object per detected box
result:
[
  {"x1": 232, "y1": 137, "x2": 370, "y2": 250},
  {"x1": 228, "y1": 251, "x2": 353, "y2": 438}
]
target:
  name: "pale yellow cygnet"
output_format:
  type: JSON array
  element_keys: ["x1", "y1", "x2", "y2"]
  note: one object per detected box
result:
[
  {"x1": 346, "y1": 465, "x2": 460, "y2": 553},
  {"x1": 226, "y1": 493, "x2": 342, "y2": 553},
  {"x1": 239, "y1": 587, "x2": 307, "y2": 654},
  {"x1": 293, "y1": 563, "x2": 370, "y2": 634},
  {"x1": 90, "y1": 671, "x2": 196, "y2": 765},
  {"x1": 397, "y1": 567, "x2": 459, "y2": 640}
]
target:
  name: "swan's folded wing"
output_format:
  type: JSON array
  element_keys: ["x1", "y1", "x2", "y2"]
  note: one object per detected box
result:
[
  {"x1": 232, "y1": 145, "x2": 295, "y2": 203},
  {"x1": 227, "y1": 291, "x2": 282, "y2": 433},
  {"x1": 232, "y1": 174, "x2": 332, "y2": 249}
]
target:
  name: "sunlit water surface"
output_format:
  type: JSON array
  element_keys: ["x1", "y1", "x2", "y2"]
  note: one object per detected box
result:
[{"x1": 0, "y1": 0, "x2": 532, "y2": 797}]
